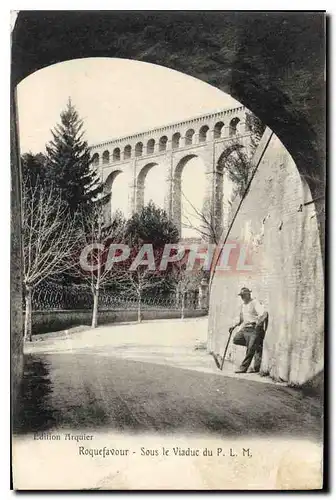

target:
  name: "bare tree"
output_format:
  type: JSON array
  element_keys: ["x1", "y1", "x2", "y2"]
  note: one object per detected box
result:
[
  {"x1": 74, "y1": 203, "x2": 126, "y2": 328},
  {"x1": 122, "y1": 265, "x2": 164, "y2": 323},
  {"x1": 22, "y1": 179, "x2": 77, "y2": 341},
  {"x1": 181, "y1": 191, "x2": 220, "y2": 244},
  {"x1": 181, "y1": 140, "x2": 257, "y2": 244}
]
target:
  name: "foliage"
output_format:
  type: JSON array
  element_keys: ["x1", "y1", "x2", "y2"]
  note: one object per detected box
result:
[
  {"x1": 125, "y1": 201, "x2": 179, "y2": 247},
  {"x1": 21, "y1": 153, "x2": 47, "y2": 188},
  {"x1": 118, "y1": 202, "x2": 180, "y2": 316},
  {"x1": 245, "y1": 111, "x2": 266, "y2": 151}
]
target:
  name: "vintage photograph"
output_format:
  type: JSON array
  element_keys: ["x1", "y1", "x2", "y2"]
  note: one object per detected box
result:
[{"x1": 11, "y1": 11, "x2": 325, "y2": 490}]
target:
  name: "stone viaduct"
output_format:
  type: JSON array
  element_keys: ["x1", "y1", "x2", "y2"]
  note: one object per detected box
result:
[{"x1": 90, "y1": 105, "x2": 251, "y2": 237}]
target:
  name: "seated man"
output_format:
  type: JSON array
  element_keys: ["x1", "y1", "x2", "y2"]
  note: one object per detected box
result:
[{"x1": 229, "y1": 287, "x2": 268, "y2": 374}]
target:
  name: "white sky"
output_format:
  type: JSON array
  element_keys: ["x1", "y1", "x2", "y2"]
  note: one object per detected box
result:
[
  {"x1": 17, "y1": 58, "x2": 239, "y2": 236},
  {"x1": 17, "y1": 58, "x2": 239, "y2": 153}
]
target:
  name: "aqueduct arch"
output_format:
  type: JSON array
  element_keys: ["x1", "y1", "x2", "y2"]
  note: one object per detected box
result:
[
  {"x1": 136, "y1": 162, "x2": 159, "y2": 212},
  {"x1": 94, "y1": 106, "x2": 249, "y2": 238},
  {"x1": 103, "y1": 169, "x2": 123, "y2": 221},
  {"x1": 172, "y1": 154, "x2": 199, "y2": 235},
  {"x1": 12, "y1": 12, "x2": 325, "y2": 197},
  {"x1": 11, "y1": 12, "x2": 325, "y2": 396},
  {"x1": 213, "y1": 144, "x2": 247, "y2": 240}
]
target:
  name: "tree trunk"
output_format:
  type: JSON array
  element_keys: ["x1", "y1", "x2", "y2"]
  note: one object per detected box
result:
[
  {"x1": 175, "y1": 288, "x2": 180, "y2": 308},
  {"x1": 181, "y1": 292, "x2": 185, "y2": 320},
  {"x1": 24, "y1": 285, "x2": 32, "y2": 341},
  {"x1": 137, "y1": 295, "x2": 142, "y2": 323},
  {"x1": 92, "y1": 288, "x2": 99, "y2": 328}
]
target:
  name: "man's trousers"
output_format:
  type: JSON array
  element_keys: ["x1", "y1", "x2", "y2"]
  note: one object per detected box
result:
[{"x1": 233, "y1": 324, "x2": 265, "y2": 372}]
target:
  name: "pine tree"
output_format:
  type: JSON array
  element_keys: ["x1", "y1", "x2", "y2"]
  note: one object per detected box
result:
[{"x1": 45, "y1": 98, "x2": 103, "y2": 218}]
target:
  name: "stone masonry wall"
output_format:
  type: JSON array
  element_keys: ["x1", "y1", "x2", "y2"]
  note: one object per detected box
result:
[
  {"x1": 29, "y1": 309, "x2": 207, "y2": 336},
  {"x1": 208, "y1": 133, "x2": 324, "y2": 386}
]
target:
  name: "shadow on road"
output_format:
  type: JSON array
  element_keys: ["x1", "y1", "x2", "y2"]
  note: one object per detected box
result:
[
  {"x1": 13, "y1": 352, "x2": 323, "y2": 441},
  {"x1": 13, "y1": 355, "x2": 58, "y2": 434}
]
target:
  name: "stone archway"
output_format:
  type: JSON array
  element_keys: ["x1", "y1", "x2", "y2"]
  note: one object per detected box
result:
[
  {"x1": 12, "y1": 12, "x2": 325, "y2": 196},
  {"x1": 11, "y1": 12, "x2": 325, "y2": 397}
]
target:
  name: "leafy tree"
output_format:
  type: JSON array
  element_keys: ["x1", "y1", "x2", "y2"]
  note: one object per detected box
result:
[
  {"x1": 45, "y1": 98, "x2": 104, "y2": 219},
  {"x1": 120, "y1": 202, "x2": 180, "y2": 319}
]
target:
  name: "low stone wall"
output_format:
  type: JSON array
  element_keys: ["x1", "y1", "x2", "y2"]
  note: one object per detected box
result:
[{"x1": 29, "y1": 308, "x2": 208, "y2": 335}]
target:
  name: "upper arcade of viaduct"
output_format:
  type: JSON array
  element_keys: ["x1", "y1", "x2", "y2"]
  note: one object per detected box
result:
[
  {"x1": 90, "y1": 105, "x2": 252, "y2": 237},
  {"x1": 90, "y1": 105, "x2": 248, "y2": 166}
]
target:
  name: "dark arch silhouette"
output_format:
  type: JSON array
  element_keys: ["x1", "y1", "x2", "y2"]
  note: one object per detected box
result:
[{"x1": 12, "y1": 12, "x2": 325, "y2": 192}]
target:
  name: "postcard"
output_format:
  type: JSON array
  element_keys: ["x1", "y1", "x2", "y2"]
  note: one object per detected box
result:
[{"x1": 11, "y1": 10, "x2": 325, "y2": 491}]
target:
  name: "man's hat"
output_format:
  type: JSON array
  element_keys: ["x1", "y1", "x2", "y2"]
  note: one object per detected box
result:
[{"x1": 238, "y1": 287, "x2": 251, "y2": 296}]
